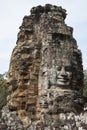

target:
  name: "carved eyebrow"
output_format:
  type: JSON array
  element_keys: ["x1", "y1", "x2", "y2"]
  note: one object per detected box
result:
[{"x1": 57, "y1": 66, "x2": 72, "y2": 71}]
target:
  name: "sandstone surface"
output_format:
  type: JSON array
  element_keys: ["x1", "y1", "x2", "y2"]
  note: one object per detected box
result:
[{"x1": 1, "y1": 4, "x2": 87, "y2": 130}]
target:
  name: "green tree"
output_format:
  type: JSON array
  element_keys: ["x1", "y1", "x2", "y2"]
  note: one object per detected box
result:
[
  {"x1": 83, "y1": 70, "x2": 87, "y2": 96},
  {"x1": 0, "y1": 72, "x2": 8, "y2": 109}
]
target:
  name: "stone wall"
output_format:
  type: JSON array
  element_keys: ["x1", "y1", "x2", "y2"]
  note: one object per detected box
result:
[{"x1": 1, "y1": 4, "x2": 87, "y2": 130}]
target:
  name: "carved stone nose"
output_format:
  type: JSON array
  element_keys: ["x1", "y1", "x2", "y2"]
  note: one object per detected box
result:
[{"x1": 60, "y1": 67, "x2": 67, "y2": 76}]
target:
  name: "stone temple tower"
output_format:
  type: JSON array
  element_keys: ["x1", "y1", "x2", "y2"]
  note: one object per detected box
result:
[{"x1": 1, "y1": 4, "x2": 87, "y2": 130}]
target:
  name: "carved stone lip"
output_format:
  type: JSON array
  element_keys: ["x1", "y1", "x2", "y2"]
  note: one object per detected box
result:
[{"x1": 57, "y1": 78, "x2": 69, "y2": 82}]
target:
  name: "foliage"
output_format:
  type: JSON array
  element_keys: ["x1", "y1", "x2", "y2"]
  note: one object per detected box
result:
[
  {"x1": 83, "y1": 70, "x2": 87, "y2": 96},
  {"x1": 0, "y1": 72, "x2": 8, "y2": 110}
]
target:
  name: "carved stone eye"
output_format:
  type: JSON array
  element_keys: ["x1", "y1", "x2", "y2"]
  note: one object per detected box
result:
[{"x1": 57, "y1": 66, "x2": 61, "y2": 71}]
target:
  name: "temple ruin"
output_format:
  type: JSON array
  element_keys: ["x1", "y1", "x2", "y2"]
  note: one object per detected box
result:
[{"x1": 1, "y1": 4, "x2": 87, "y2": 130}]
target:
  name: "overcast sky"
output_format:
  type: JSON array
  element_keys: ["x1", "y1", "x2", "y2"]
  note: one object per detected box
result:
[{"x1": 0, "y1": 0, "x2": 87, "y2": 73}]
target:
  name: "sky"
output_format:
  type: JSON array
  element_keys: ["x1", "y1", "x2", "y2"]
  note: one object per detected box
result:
[{"x1": 0, "y1": 0, "x2": 87, "y2": 73}]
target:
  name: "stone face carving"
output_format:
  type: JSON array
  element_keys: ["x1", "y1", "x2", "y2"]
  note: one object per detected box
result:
[
  {"x1": 5, "y1": 4, "x2": 86, "y2": 128},
  {"x1": 57, "y1": 65, "x2": 72, "y2": 86},
  {"x1": 49, "y1": 58, "x2": 72, "y2": 87}
]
